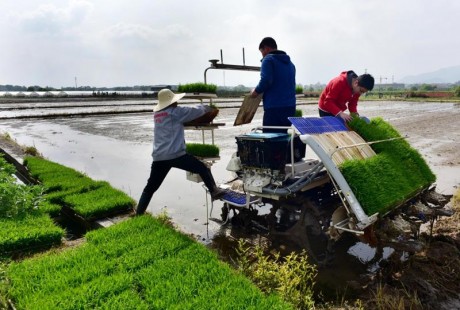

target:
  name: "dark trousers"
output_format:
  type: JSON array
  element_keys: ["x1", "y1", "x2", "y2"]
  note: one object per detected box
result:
[
  {"x1": 318, "y1": 109, "x2": 335, "y2": 117},
  {"x1": 263, "y1": 106, "x2": 296, "y2": 133},
  {"x1": 136, "y1": 154, "x2": 216, "y2": 215}
]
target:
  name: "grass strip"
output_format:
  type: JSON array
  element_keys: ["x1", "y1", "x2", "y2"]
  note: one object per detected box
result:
[
  {"x1": 6, "y1": 215, "x2": 291, "y2": 309},
  {"x1": 342, "y1": 117, "x2": 436, "y2": 215}
]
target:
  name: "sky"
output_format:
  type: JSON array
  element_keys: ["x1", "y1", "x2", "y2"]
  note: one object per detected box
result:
[{"x1": 1, "y1": 0, "x2": 459, "y2": 88}]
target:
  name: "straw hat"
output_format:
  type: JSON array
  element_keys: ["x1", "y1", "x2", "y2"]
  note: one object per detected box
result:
[{"x1": 154, "y1": 89, "x2": 185, "y2": 112}]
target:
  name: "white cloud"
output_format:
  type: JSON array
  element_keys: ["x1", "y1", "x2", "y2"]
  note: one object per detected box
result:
[
  {"x1": 14, "y1": 0, "x2": 93, "y2": 36},
  {"x1": 0, "y1": 0, "x2": 459, "y2": 87}
]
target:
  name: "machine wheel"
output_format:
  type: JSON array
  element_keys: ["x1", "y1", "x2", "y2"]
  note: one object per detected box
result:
[{"x1": 269, "y1": 198, "x2": 334, "y2": 264}]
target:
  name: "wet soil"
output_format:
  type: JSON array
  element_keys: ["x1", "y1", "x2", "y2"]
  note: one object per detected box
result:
[{"x1": 1, "y1": 99, "x2": 459, "y2": 308}]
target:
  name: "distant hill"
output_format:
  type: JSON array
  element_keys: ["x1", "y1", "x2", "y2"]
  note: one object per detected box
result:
[{"x1": 399, "y1": 65, "x2": 460, "y2": 84}]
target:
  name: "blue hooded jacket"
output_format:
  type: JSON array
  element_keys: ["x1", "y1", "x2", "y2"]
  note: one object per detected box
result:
[{"x1": 254, "y1": 50, "x2": 296, "y2": 110}]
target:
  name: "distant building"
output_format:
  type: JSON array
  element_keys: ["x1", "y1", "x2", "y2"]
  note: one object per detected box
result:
[
  {"x1": 151, "y1": 85, "x2": 172, "y2": 91},
  {"x1": 375, "y1": 83, "x2": 405, "y2": 90}
]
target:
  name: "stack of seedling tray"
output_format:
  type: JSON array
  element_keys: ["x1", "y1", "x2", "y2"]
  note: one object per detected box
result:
[
  {"x1": 289, "y1": 116, "x2": 435, "y2": 217},
  {"x1": 342, "y1": 117, "x2": 435, "y2": 215}
]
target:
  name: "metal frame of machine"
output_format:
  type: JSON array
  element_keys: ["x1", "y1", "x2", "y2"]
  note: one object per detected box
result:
[{"x1": 211, "y1": 117, "x2": 384, "y2": 236}]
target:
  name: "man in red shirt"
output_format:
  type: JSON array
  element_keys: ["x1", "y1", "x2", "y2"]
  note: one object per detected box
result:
[{"x1": 318, "y1": 71, "x2": 374, "y2": 122}]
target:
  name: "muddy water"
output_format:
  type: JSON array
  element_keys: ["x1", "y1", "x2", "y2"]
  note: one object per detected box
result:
[{"x1": 1, "y1": 99, "x2": 459, "y2": 299}]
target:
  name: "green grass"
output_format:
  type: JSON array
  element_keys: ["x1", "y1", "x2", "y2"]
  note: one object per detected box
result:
[
  {"x1": 186, "y1": 143, "x2": 220, "y2": 158},
  {"x1": 5, "y1": 215, "x2": 291, "y2": 309},
  {"x1": 24, "y1": 157, "x2": 135, "y2": 219},
  {"x1": 341, "y1": 117, "x2": 436, "y2": 215}
]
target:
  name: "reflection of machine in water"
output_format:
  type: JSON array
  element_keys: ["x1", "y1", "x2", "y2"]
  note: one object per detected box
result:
[{"x1": 211, "y1": 116, "x2": 453, "y2": 263}]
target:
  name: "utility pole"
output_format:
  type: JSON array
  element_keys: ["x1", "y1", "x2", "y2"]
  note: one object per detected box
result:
[{"x1": 75, "y1": 77, "x2": 78, "y2": 89}]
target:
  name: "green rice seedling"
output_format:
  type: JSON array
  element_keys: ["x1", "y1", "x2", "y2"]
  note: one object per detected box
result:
[
  {"x1": 341, "y1": 117, "x2": 436, "y2": 215},
  {"x1": 186, "y1": 143, "x2": 219, "y2": 158},
  {"x1": 294, "y1": 108, "x2": 303, "y2": 117},
  {"x1": 24, "y1": 156, "x2": 95, "y2": 192},
  {"x1": 97, "y1": 290, "x2": 150, "y2": 310},
  {"x1": 39, "y1": 201, "x2": 62, "y2": 217},
  {"x1": 6, "y1": 216, "x2": 291, "y2": 309},
  {"x1": 63, "y1": 184, "x2": 135, "y2": 219},
  {"x1": 0, "y1": 213, "x2": 64, "y2": 254},
  {"x1": 177, "y1": 82, "x2": 217, "y2": 93},
  {"x1": 24, "y1": 157, "x2": 134, "y2": 219}
]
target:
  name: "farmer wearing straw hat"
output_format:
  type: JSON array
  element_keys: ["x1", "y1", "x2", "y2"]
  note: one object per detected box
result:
[{"x1": 135, "y1": 89, "x2": 225, "y2": 215}]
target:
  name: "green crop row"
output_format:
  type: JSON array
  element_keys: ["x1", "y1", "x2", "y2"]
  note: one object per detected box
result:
[
  {"x1": 24, "y1": 156, "x2": 136, "y2": 219},
  {"x1": 5, "y1": 215, "x2": 291, "y2": 309},
  {"x1": 186, "y1": 143, "x2": 220, "y2": 158},
  {"x1": 341, "y1": 117, "x2": 436, "y2": 215},
  {"x1": 0, "y1": 155, "x2": 64, "y2": 255}
]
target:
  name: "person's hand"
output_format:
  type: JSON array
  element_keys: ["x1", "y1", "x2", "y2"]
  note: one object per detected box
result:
[
  {"x1": 250, "y1": 89, "x2": 259, "y2": 98},
  {"x1": 338, "y1": 112, "x2": 352, "y2": 122},
  {"x1": 350, "y1": 112, "x2": 360, "y2": 118}
]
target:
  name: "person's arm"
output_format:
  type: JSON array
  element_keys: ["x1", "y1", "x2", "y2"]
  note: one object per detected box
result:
[
  {"x1": 348, "y1": 95, "x2": 360, "y2": 114},
  {"x1": 252, "y1": 58, "x2": 273, "y2": 97},
  {"x1": 250, "y1": 89, "x2": 259, "y2": 98},
  {"x1": 174, "y1": 105, "x2": 211, "y2": 123}
]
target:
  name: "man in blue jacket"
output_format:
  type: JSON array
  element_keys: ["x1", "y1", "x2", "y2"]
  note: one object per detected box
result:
[{"x1": 250, "y1": 37, "x2": 296, "y2": 133}]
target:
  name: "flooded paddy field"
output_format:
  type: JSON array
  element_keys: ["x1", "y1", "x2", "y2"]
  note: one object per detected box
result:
[{"x1": 1, "y1": 98, "x2": 459, "y2": 305}]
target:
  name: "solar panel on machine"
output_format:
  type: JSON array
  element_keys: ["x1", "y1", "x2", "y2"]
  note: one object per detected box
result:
[{"x1": 288, "y1": 116, "x2": 348, "y2": 134}]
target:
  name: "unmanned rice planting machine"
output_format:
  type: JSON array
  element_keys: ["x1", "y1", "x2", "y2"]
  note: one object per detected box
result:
[{"x1": 212, "y1": 116, "x2": 452, "y2": 260}]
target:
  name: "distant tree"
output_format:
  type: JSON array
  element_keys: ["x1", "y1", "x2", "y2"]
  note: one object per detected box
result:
[
  {"x1": 295, "y1": 84, "x2": 303, "y2": 94},
  {"x1": 454, "y1": 85, "x2": 460, "y2": 97},
  {"x1": 420, "y1": 84, "x2": 437, "y2": 91}
]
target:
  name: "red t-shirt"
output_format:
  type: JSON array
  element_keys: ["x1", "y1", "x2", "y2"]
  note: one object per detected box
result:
[{"x1": 318, "y1": 71, "x2": 360, "y2": 116}]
